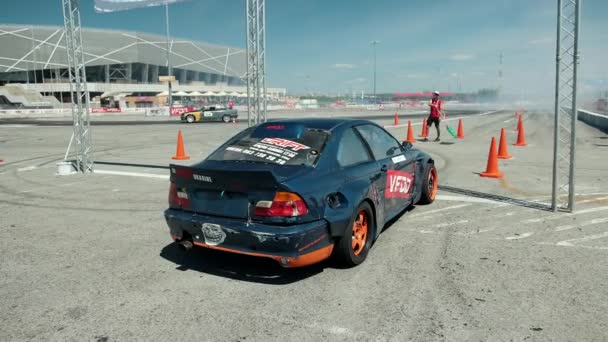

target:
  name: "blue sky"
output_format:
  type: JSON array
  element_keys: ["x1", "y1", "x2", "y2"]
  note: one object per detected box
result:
[{"x1": 2, "y1": 0, "x2": 607, "y2": 97}]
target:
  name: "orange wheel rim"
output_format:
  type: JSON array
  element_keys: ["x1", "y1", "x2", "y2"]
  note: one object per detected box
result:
[
  {"x1": 429, "y1": 168, "x2": 438, "y2": 200},
  {"x1": 351, "y1": 210, "x2": 369, "y2": 256}
]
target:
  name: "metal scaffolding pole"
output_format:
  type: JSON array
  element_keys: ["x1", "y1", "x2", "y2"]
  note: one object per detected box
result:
[
  {"x1": 552, "y1": 0, "x2": 581, "y2": 212},
  {"x1": 62, "y1": 0, "x2": 93, "y2": 173},
  {"x1": 165, "y1": 3, "x2": 173, "y2": 109},
  {"x1": 246, "y1": 0, "x2": 266, "y2": 126}
]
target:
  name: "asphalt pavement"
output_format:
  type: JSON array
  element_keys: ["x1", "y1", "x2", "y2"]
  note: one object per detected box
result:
[{"x1": 1, "y1": 109, "x2": 607, "y2": 341}]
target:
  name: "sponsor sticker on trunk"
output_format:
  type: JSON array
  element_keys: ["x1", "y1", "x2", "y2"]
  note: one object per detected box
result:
[{"x1": 385, "y1": 170, "x2": 414, "y2": 199}]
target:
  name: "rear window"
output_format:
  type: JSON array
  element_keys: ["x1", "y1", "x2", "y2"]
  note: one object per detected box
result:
[{"x1": 208, "y1": 123, "x2": 329, "y2": 166}]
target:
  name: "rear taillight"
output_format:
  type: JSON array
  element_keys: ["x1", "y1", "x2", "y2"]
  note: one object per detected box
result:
[
  {"x1": 168, "y1": 183, "x2": 190, "y2": 209},
  {"x1": 254, "y1": 192, "x2": 308, "y2": 217}
]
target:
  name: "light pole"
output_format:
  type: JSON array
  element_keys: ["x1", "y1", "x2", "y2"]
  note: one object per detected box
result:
[{"x1": 370, "y1": 40, "x2": 380, "y2": 103}]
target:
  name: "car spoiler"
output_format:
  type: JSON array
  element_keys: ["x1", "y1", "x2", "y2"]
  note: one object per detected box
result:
[{"x1": 169, "y1": 164, "x2": 280, "y2": 192}]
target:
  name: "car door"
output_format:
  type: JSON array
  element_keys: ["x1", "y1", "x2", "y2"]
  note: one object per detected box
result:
[
  {"x1": 334, "y1": 127, "x2": 386, "y2": 227},
  {"x1": 201, "y1": 107, "x2": 215, "y2": 121},
  {"x1": 355, "y1": 124, "x2": 417, "y2": 218}
]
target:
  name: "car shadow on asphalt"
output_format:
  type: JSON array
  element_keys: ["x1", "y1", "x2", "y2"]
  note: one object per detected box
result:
[{"x1": 159, "y1": 243, "x2": 327, "y2": 285}]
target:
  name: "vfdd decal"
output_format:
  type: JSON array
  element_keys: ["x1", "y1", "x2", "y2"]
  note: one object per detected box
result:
[{"x1": 385, "y1": 169, "x2": 414, "y2": 199}]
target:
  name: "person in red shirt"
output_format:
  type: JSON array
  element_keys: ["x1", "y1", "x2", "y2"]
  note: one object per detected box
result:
[
  {"x1": 228, "y1": 100, "x2": 234, "y2": 109},
  {"x1": 424, "y1": 91, "x2": 442, "y2": 142}
]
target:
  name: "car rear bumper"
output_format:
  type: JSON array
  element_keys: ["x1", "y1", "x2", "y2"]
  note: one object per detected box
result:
[{"x1": 164, "y1": 209, "x2": 333, "y2": 268}]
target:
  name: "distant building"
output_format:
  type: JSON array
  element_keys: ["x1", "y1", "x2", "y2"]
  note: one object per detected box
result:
[{"x1": 0, "y1": 24, "x2": 285, "y2": 108}]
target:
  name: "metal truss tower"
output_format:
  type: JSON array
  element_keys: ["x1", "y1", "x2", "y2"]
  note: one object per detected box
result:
[
  {"x1": 552, "y1": 0, "x2": 581, "y2": 212},
  {"x1": 62, "y1": 0, "x2": 93, "y2": 172},
  {"x1": 246, "y1": 0, "x2": 266, "y2": 126}
]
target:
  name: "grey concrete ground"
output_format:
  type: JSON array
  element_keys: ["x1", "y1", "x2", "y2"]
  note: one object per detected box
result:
[{"x1": 1, "y1": 110, "x2": 607, "y2": 341}]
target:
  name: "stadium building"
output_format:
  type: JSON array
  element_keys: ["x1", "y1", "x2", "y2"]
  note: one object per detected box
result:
[{"x1": 0, "y1": 24, "x2": 285, "y2": 109}]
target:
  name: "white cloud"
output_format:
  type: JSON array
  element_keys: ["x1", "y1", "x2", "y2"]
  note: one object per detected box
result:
[
  {"x1": 450, "y1": 73, "x2": 459, "y2": 77},
  {"x1": 401, "y1": 74, "x2": 426, "y2": 79},
  {"x1": 528, "y1": 37, "x2": 553, "y2": 45},
  {"x1": 471, "y1": 71, "x2": 486, "y2": 76},
  {"x1": 333, "y1": 63, "x2": 356, "y2": 69},
  {"x1": 449, "y1": 54, "x2": 475, "y2": 61},
  {"x1": 344, "y1": 77, "x2": 367, "y2": 84}
]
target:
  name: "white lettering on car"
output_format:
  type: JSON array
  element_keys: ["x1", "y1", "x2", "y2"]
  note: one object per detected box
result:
[
  {"x1": 193, "y1": 174, "x2": 213, "y2": 183},
  {"x1": 385, "y1": 170, "x2": 414, "y2": 199}
]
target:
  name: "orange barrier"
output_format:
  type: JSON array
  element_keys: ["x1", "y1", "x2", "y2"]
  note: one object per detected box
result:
[
  {"x1": 405, "y1": 120, "x2": 416, "y2": 143},
  {"x1": 497, "y1": 128, "x2": 512, "y2": 159},
  {"x1": 480, "y1": 137, "x2": 504, "y2": 178},
  {"x1": 514, "y1": 116, "x2": 528, "y2": 146},
  {"x1": 419, "y1": 118, "x2": 428, "y2": 137},
  {"x1": 457, "y1": 119, "x2": 465, "y2": 139},
  {"x1": 394, "y1": 112, "x2": 399, "y2": 126},
  {"x1": 172, "y1": 130, "x2": 191, "y2": 160}
]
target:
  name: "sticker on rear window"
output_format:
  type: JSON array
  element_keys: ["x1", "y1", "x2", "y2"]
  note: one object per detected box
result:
[
  {"x1": 385, "y1": 170, "x2": 414, "y2": 199},
  {"x1": 261, "y1": 138, "x2": 310, "y2": 151},
  {"x1": 224, "y1": 139, "x2": 308, "y2": 165}
]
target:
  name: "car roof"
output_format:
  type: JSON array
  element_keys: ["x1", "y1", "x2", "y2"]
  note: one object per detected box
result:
[{"x1": 264, "y1": 118, "x2": 371, "y2": 131}]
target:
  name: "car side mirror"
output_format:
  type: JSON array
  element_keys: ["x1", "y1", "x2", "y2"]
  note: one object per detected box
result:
[{"x1": 402, "y1": 141, "x2": 413, "y2": 150}]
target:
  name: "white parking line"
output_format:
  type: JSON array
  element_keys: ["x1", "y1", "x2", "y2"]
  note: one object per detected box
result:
[
  {"x1": 555, "y1": 232, "x2": 608, "y2": 247},
  {"x1": 17, "y1": 165, "x2": 38, "y2": 172},
  {"x1": 19, "y1": 181, "x2": 84, "y2": 193},
  {"x1": 435, "y1": 195, "x2": 497, "y2": 204},
  {"x1": 94, "y1": 169, "x2": 169, "y2": 180},
  {"x1": 578, "y1": 196, "x2": 608, "y2": 204},
  {"x1": 434, "y1": 219, "x2": 469, "y2": 228},
  {"x1": 408, "y1": 204, "x2": 472, "y2": 218},
  {"x1": 554, "y1": 217, "x2": 608, "y2": 232},
  {"x1": 505, "y1": 232, "x2": 534, "y2": 240},
  {"x1": 523, "y1": 206, "x2": 608, "y2": 223}
]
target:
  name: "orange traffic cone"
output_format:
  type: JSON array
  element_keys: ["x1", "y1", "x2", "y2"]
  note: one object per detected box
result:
[
  {"x1": 419, "y1": 118, "x2": 428, "y2": 137},
  {"x1": 497, "y1": 128, "x2": 512, "y2": 159},
  {"x1": 394, "y1": 112, "x2": 399, "y2": 126},
  {"x1": 172, "y1": 130, "x2": 190, "y2": 160},
  {"x1": 456, "y1": 119, "x2": 465, "y2": 139},
  {"x1": 514, "y1": 117, "x2": 527, "y2": 146},
  {"x1": 515, "y1": 114, "x2": 522, "y2": 131},
  {"x1": 480, "y1": 137, "x2": 504, "y2": 178},
  {"x1": 405, "y1": 120, "x2": 416, "y2": 143}
]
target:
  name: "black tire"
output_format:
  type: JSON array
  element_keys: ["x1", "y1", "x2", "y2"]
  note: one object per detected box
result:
[
  {"x1": 334, "y1": 202, "x2": 374, "y2": 267},
  {"x1": 418, "y1": 163, "x2": 438, "y2": 205},
  {"x1": 185, "y1": 115, "x2": 195, "y2": 123},
  {"x1": 222, "y1": 115, "x2": 231, "y2": 123}
]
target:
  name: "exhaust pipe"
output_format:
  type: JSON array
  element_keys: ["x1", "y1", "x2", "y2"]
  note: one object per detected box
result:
[{"x1": 177, "y1": 240, "x2": 193, "y2": 252}]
